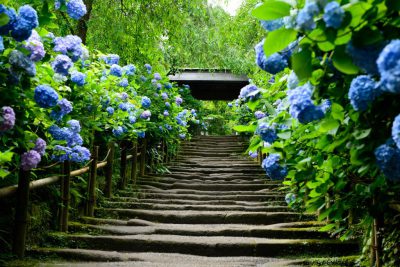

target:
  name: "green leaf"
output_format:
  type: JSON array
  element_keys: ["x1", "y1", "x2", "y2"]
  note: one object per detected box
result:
[
  {"x1": 353, "y1": 129, "x2": 371, "y2": 140},
  {"x1": 332, "y1": 46, "x2": 359, "y2": 75},
  {"x1": 0, "y1": 168, "x2": 10, "y2": 179},
  {"x1": 0, "y1": 13, "x2": 10, "y2": 27},
  {"x1": 263, "y1": 28, "x2": 297, "y2": 57},
  {"x1": 319, "y1": 223, "x2": 336, "y2": 232},
  {"x1": 251, "y1": 0, "x2": 292, "y2": 20},
  {"x1": 0, "y1": 151, "x2": 14, "y2": 164},
  {"x1": 331, "y1": 103, "x2": 345, "y2": 122},
  {"x1": 247, "y1": 99, "x2": 260, "y2": 111},
  {"x1": 291, "y1": 46, "x2": 313, "y2": 81},
  {"x1": 318, "y1": 118, "x2": 340, "y2": 134},
  {"x1": 233, "y1": 124, "x2": 257, "y2": 133},
  {"x1": 345, "y1": 2, "x2": 372, "y2": 27},
  {"x1": 277, "y1": 131, "x2": 291, "y2": 139}
]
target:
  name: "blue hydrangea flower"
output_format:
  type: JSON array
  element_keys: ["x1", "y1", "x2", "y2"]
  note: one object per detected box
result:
[
  {"x1": 129, "y1": 116, "x2": 136, "y2": 124},
  {"x1": 392, "y1": 115, "x2": 400, "y2": 150},
  {"x1": 106, "y1": 107, "x2": 114, "y2": 115},
  {"x1": 239, "y1": 84, "x2": 259, "y2": 100},
  {"x1": 50, "y1": 110, "x2": 64, "y2": 121},
  {"x1": 110, "y1": 64, "x2": 122, "y2": 77},
  {"x1": 165, "y1": 83, "x2": 173, "y2": 89},
  {"x1": 285, "y1": 193, "x2": 296, "y2": 204},
  {"x1": 144, "y1": 63, "x2": 152, "y2": 73},
  {"x1": 375, "y1": 142, "x2": 400, "y2": 182},
  {"x1": 0, "y1": 36, "x2": 4, "y2": 52},
  {"x1": 67, "y1": 119, "x2": 81, "y2": 133},
  {"x1": 283, "y1": 15, "x2": 296, "y2": 29},
  {"x1": 123, "y1": 64, "x2": 136, "y2": 75},
  {"x1": 140, "y1": 110, "x2": 151, "y2": 119},
  {"x1": 140, "y1": 75, "x2": 147, "y2": 82},
  {"x1": 119, "y1": 103, "x2": 129, "y2": 111},
  {"x1": 175, "y1": 97, "x2": 183, "y2": 106},
  {"x1": 156, "y1": 83, "x2": 162, "y2": 90},
  {"x1": 33, "y1": 138, "x2": 46, "y2": 156},
  {"x1": 101, "y1": 54, "x2": 120, "y2": 65},
  {"x1": 348, "y1": 75, "x2": 380, "y2": 111},
  {"x1": 112, "y1": 126, "x2": 124, "y2": 137},
  {"x1": 154, "y1": 73, "x2": 162, "y2": 80},
  {"x1": 255, "y1": 40, "x2": 288, "y2": 74},
  {"x1": 52, "y1": 55, "x2": 73, "y2": 76},
  {"x1": 296, "y1": 2, "x2": 320, "y2": 31},
  {"x1": 120, "y1": 92, "x2": 129, "y2": 101},
  {"x1": 260, "y1": 18, "x2": 284, "y2": 31},
  {"x1": 323, "y1": 1, "x2": 344, "y2": 29},
  {"x1": 49, "y1": 125, "x2": 71, "y2": 141},
  {"x1": 228, "y1": 103, "x2": 233, "y2": 108},
  {"x1": 119, "y1": 78, "x2": 129, "y2": 87},
  {"x1": 21, "y1": 150, "x2": 41, "y2": 171},
  {"x1": 248, "y1": 151, "x2": 258, "y2": 158},
  {"x1": 0, "y1": 106, "x2": 16, "y2": 132},
  {"x1": 138, "y1": 131, "x2": 145, "y2": 138},
  {"x1": 346, "y1": 42, "x2": 383, "y2": 75},
  {"x1": 9, "y1": 50, "x2": 36, "y2": 76},
  {"x1": 71, "y1": 71, "x2": 86, "y2": 86},
  {"x1": 53, "y1": 35, "x2": 83, "y2": 62},
  {"x1": 69, "y1": 145, "x2": 90, "y2": 162},
  {"x1": 161, "y1": 92, "x2": 168, "y2": 100},
  {"x1": 66, "y1": 0, "x2": 87, "y2": 20},
  {"x1": 0, "y1": 5, "x2": 17, "y2": 36},
  {"x1": 179, "y1": 133, "x2": 186, "y2": 139},
  {"x1": 66, "y1": 132, "x2": 83, "y2": 147},
  {"x1": 165, "y1": 102, "x2": 171, "y2": 109},
  {"x1": 141, "y1": 96, "x2": 151, "y2": 108},
  {"x1": 11, "y1": 5, "x2": 39, "y2": 42},
  {"x1": 377, "y1": 40, "x2": 400, "y2": 94},
  {"x1": 287, "y1": 71, "x2": 299, "y2": 89},
  {"x1": 287, "y1": 83, "x2": 329, "y2": 124},
  {"x1": 25, "y1": 30, "x2": 45, "y2": 62},
  {"x1": 163, "y1": 110, "x2": 169, "y2": 117},
  {"x1": 262, "y1": 154, "x2": 288, "y2": 180},
  {"x1": 34, "y1": 85, "x2": 59, "y2": 108},
  {"x1": 255, "y1": 111, "x2": 266, "y2": 119},
  {"x1": 58, "y1": 98, "x2": 73, "y2": 115},
  {"x1": 165, "y1": 124, "x2": 172, "y2": 131},
  {"x1": 256, "y1": 123, "x2": 277, "y2": 143}
]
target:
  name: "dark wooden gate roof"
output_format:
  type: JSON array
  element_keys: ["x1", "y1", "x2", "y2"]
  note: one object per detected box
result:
[{"x1": 168, "y1": 69, "x2": 249, "y2": 100}]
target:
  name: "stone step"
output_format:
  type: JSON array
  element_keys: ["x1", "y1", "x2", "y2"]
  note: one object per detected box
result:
[
  {"x1": 32, "y1": 248, "x2": 302, "y2": 266},
  {"x1": 131, "y1": 182, "x2": 274, "y2": 191},
  {"x1": 102, "y1": 201, "x2": 289, "y2": 212},
  {"x1": 118, "y1": 192, "x2": 284, "y2": 201},
  {"x1": 148, "y1": 173, "x2": 267, "y2": 181},
  {"x1": 126, "y1": 188, "x2": 281, "y2": 196},
  {"x1": 110, "y1": 197, "x2": 287, "y2": 207},
  {"x1": 169, "y1": 163, "x2": 260, "y2": 168},
  {"x1": 167, "y1": 167, "x2": 265, "y2": 174},
  {"x1": 45, "y1": 233, "x2": 359, "y2": 257},
  {"x1": 136, "y1": 178, "x2": 272, "y2": 186},
  {"x1": 69, "y1": 221, "x2": 329, "y2": 239},
  {"x1": 94, "y1": 208, "x2": 314, "y2": 225}
]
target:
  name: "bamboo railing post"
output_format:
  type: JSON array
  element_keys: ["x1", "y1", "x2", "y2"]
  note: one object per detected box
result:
[
  {"x1": 60, "y1": 161, "x2": 71, "y2": 232},
  {"x1": 12, "y1": 168, "x2": 31, "y2": 258},
  {"x1": 140, "y1": 139, "x2": 147, "y2": 177},
  {"x1": 119, "y1": 141, "x2": 128, "y2": 189},
  {"x1": 104, "y1": 142, "x2": 115, "y2": 198},
  {"x1": 130, "y1": 142, "x2": 138, "y2": 185},
  {"x1": 86, "y1": 146, "x2": 99, "y2": 217}
]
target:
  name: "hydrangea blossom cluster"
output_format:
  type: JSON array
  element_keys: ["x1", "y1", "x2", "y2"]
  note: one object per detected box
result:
[
  {"x1": 106, "y1": 107, "x2": 114, "y2": 115},
  {"x1": 112, "y1": 126, "x2": 125, "y2": 137},
  {"x1": 255, "y1": 39, "x2": 288, "y2": 74},
  {"x1": 248, "y1": 151, "x2": 258, "y2": 158},
  {"x1": 154, "y1": 73, "x2": 162, "y2": 80},
  {"x1": 140, "y1": 110, "x2": 151, "y2": 120},
  {"x1": 256, "y1": 123, "x2": 277, "y2": 143},
  {"x1": 9, "y1": 50, "x2": 36, "y2": 77},
  {"x1": 296, "y1": 2, "x2": 320, "y2": 31},
  {"x1": 163, "y1": 110, "x2": 169, "y2": 117},
  {"x1": 34, "y1": 85, "x2": 59, "y2": 108},
  {"x1": 239, "y1": 84, "x2": 259, "y2": 100},
  {"x1": 348, "y1": 75, "x2": 380, "y2": 111},
  {"x1": 287, "y1": 71, "x2": 299, "y2": 89},
  {"x1": 0, "y1": 106, "x2": 16, "y2": 132},
  {"x1": 0, "y1": 36, "x2": 4, "y2": 52},
  {"x1": 165, "y1": 83, "x2": 173, "y2": 90},
  {"x1": 71, "y1": 71, "x2": 86, "y2": 86},
  {"x1": 33, "y1": 138, "x2": 46, "y2": 156},
  {"x1": 260, "y1": 19, "x2": 284, "y2": 32},
  {"x1": 141, "y1": 96, "x2": 151, "y2": 108},
  {"x1": 101, "y1": 54, "x2": 120, "y2": 65},
  {"x1": 285, "y1": 193, "x2": 296, "y2": 204},
  {"x1": 377, "y1": 40, "x2": 400, "y2": 94},
  {"x1": 110, "y1": 64, "x2": 122, "y2": 77},
  {"x1": 287, "y1": 83, "x2": 330, "y2": 124},
  {"x1": 175, "y1": 97, "x2": 183, "y2": 106},
  {"x1": 375, "y1": 141, "x2": 400, "y2": 182},
  {"x1": 7, "y1": 5, "x2": 39, "y2": 42},
  {"x1": 392, "y1": 115, "x2": 400, "y2": 150},
  {"x1": 66, "y1": 0, "x2": 87, "y2": 20},
  {"x1": 25, "y1": 30, "x2": 45, "y2": 62},
  {"x1": 58, "y1": 98, "x2": 73, "y2": 115},
  {"x1": 323, "y1": 1, "x2": 344, "y2": 29},
  {"x1": 119, "y1": 78, "x2": 129, "y2": 87},
  {"x1": 262, "y1": 154, "x2": 288, "y2": 180},
  {"x1": 53, "y1": 35, "x2": 83, "y2": 62},
  {"x1": 179, "y1": 133, "x2": 186, "y2": 139},
  {"x1": 161, "y1": 92, "x2": 168, "y2": 100},
  {"x1": 346, "y1": 42, "x2": 383, "y2": 75},
  {"x1": 144, "y1": 64, "x2": 152, "y2": 73},
  {"x1": 255, "y1": 111, "x2": 266, "y2": 120},
  {"x1": 123, "y1": 64, "x2": 136, "y2": 75},
  {"x1": 52, "y1": 55, "x2": 73, "y2": 76},
  {"x1": 21, "y1": 150, "x2": 41, "y2": 171}
]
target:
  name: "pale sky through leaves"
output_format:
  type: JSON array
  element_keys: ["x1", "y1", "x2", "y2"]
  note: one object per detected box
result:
[{"x1": 208, "y1": 0, "x2": 244, "y2": 15}]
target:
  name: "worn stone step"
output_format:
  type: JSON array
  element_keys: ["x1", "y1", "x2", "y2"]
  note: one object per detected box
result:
[
  {"x1": 123, "y1": 192, "x2": 284, "y2": 201},
  {"x1": 169, "y1": 163, "x2": 260, "y2": 168},
  {"x1": 167, "y1": 167, "x2": 265, "y2": 174},
  {"x1": 69, "y1": 222, "x2": 329, "y2": 239},
  {"x1": 147, "y1": 173, "x2": 267, "y2": 182},
  {"x1": 110, "y1": 197, "x2": 287, "y2": 207},
  {"x1": 102, "y1": 201, "x2": 289, "y2": 212},
  {"x1": 32, "y1": 248, "x2": 301, "y2": 266},
  {"x1": 131, "y1": 182, "x2": 273, "y2": 191},
  {"x1": 95, "y1": 208, "x2": 314, "y2": 225},
  {"x1": 45, "y1": 233, "x2": 359, "y2": 257},
  {"x1": 136, "y1": 178, "x2": 272, "y2": 186},
  {"x1": 126, "y1": 188, "x2": 281, "y2": 196}
]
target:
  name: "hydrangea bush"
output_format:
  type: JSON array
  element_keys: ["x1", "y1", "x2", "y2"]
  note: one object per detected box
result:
[{"x1": 232, "y1": 0, "x2": 400, "y2": 264}]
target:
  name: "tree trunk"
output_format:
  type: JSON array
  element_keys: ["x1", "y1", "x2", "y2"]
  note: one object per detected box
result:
[{"x1": 77, "y1": 0, "x2": 94, "y2": 44}]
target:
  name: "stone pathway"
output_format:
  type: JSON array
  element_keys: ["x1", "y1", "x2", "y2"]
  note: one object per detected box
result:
[{"x1": 35, "y1": 135, "x2": 358, "y2": 266}]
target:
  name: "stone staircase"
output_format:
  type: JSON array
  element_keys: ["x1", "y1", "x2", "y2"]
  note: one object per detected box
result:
[{"x1": 36, "y1": 135, "x2": 359, "y2": 266}]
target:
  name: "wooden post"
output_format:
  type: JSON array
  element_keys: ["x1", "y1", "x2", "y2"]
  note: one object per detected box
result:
[
  {"x1": 119, "y1": 141, "x2": 128, "y2": 189},
  {"x1": 12, "y1": 169, "x2": 31, "y2": 258},
  {"x1": 104, "y1": 142, "x2": 115, "y2": 198},
  {"x1": 140, "y1": 139, "x2": 147, "y2": 177},
  {"x1": 60, "y1": 161, "x2": 71, "y2": 232},
  {"x1": 130, "y1": 142, "x2": 138, "y2": 185},
  {"x1": 86, "y1": 146, "x2": 99, "y2": 217}
]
